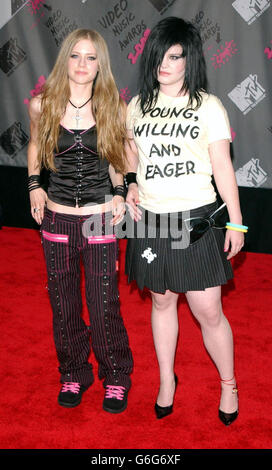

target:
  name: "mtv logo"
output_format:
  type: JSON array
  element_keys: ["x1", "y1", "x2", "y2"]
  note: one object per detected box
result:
[
  {"x1": 147, "y1": 0, "x2": 170, "y2": 12},
  {"x1": 0, "y1": 122, "x2": 29, "y2": 158},
  {"x1": 228, "y1": 74, "x2": 266, "y2": 114},
  {"x1": 0, "y1": 38, "x2": 26, "y2": 76},
  {"x1": 235, "y1": 158, "x2": 268, "y2": 187},
  {"x1": 232, "y1": 0, "x2": 270, "y2": 25}
]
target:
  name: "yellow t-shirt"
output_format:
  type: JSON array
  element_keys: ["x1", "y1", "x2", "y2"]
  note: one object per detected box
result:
[{"x1": 126, "y1": 91, "x2": 232, "y2": 213}]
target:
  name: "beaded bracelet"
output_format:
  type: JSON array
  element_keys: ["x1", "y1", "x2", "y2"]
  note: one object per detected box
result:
[
  {"x1": 28, "y1": 175, "x2": 41, "y2": 192},
  {"x1": 124, "y1": 172, "x2": 137, "y2": 186},
  {"x1": 113, "y1": 185, "x2": 125, "y2": 198},
  {"x1": 225, "y1": 222, "x2": 248, "y2": 233}
]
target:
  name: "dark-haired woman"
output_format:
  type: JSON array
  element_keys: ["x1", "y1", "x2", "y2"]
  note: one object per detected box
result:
[
  {"x1": 27, "y1": 29, "x2": 133, "y2": 413},
  {"x1": 125, "y1": 17, "x2": 245, "y2": 424}
]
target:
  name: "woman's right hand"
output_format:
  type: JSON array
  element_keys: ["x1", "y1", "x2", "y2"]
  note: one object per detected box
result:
[
  {"x1": 30, "y1": 188, "x2": 48, "y2": 225},
  {"x1": 126, "y1": 183, "x2": 142, "y2": 221}
]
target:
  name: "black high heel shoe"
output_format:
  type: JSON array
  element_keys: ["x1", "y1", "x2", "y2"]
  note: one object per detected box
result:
[
  {"x1": 154, "y1": 374, "x2": 178, "y2": 419},
  {"x1": 218, "y1": 376, "x2": 239, "y2": 426}
]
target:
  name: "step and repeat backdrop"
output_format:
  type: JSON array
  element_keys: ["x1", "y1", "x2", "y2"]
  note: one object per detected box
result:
[{"x1": 0, "y1": 0, "x2": 271, "y2": 234}]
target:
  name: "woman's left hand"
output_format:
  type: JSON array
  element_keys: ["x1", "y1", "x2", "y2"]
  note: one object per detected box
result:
[
  {"x1": 111, "y1": 195, "x2": 126, "y2": 226},
  {"x1": 224, "y1": 229, "x2": 244, "y2": 260}
]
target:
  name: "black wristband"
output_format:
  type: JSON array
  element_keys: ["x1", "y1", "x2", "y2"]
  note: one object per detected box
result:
[
  {"x1": 113, "y1": 185, "x2": 125, "y2": 198},
  {"x1": 125, "y1": 172, "x2": 137, "y2": 187},
  {"x1": 28, "y1": 175, "x2": 41, "y2": 192}
]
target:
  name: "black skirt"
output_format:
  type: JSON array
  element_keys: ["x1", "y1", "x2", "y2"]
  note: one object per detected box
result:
[{"x1": 125, "y1": 202, "x2": 233, "y2": 294}]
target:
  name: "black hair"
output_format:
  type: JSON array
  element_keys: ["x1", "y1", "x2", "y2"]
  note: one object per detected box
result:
[{"x1": 138, "y1": 17, "x2": 208, "y2": 114}]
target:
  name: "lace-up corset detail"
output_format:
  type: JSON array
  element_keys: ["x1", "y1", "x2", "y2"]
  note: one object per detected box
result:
[{"x1": 47, "y1": 125, "x2": 112, "y2": 207}]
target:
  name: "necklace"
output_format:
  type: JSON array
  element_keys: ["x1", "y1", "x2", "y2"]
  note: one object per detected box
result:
[{"x1": 69, "y1": 96, "x2": 92, "y2": 128}]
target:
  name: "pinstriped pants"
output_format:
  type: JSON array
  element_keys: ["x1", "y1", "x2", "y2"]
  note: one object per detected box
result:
[{"x1": 41, "y1": 208, "x2": 133, "y2": 390}]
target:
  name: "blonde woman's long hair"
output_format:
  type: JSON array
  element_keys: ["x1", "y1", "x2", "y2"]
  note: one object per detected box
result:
[{"x1": 37, "y1": 29, "x2": 127, "y2": 173}]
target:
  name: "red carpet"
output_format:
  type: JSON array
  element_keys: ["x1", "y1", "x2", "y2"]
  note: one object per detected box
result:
[{"x1": 0, "y1": 226, "x2": 272, "y2": 450}]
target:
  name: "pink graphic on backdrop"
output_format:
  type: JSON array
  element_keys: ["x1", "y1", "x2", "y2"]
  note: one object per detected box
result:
[
  {"x1": 127, "y1": 29, "x2": 151, "y2": 65},
  {"x1": 24, "y1": 75, "x2": 46, "y2": 107},
  {"x1": 210, "y1": 40, "x2": 238, "y2": 69},
  {"x1": 231, "y1": 128, "x2": 236, "y2": 141},
  {"x1": 264, "y1": 41, "x2": 272, "y2": 59},
  {"x1": 120, "y1": 87, "x2": 132, "y2": 103},
  {"x1": 28, "y1": 0, "x2": 53, "y2": 29},
  {"x1": 27, "y1": 0, "x2": 45, "y2": 14}
]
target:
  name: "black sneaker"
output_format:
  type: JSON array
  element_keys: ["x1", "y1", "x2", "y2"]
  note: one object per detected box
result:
[
  {"x1": 103, "y1": 385, "x2": 128, "y2": 414},
  {"x1": 58, "y1": 382, "x2": 86, "y2": 408}
]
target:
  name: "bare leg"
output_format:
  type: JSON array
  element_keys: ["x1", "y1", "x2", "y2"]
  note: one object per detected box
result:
[
  {"x1": 185, "y1": 286, "x2": 238, "y2": 413},
  {"x1": 151, "y1": 289, "x2": 179, "y2": 407}
]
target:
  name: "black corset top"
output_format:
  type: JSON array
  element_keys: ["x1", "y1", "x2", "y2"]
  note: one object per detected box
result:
[{"x1": 47, "y1": 125, "x2": 112, "y2": 207}]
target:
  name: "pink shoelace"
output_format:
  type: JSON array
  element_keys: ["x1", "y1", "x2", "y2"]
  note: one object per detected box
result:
[
  {"x1": 105, "y1": 385, "x2": 126, "y2": 400},
  {"x1": 61, "y1": 382, "x2": 80, "y2": 394}
]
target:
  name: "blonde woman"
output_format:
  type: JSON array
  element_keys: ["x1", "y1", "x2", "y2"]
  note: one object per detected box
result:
[{"x1": 27, "y1": 29, "x2": 133, "y2": 413}]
